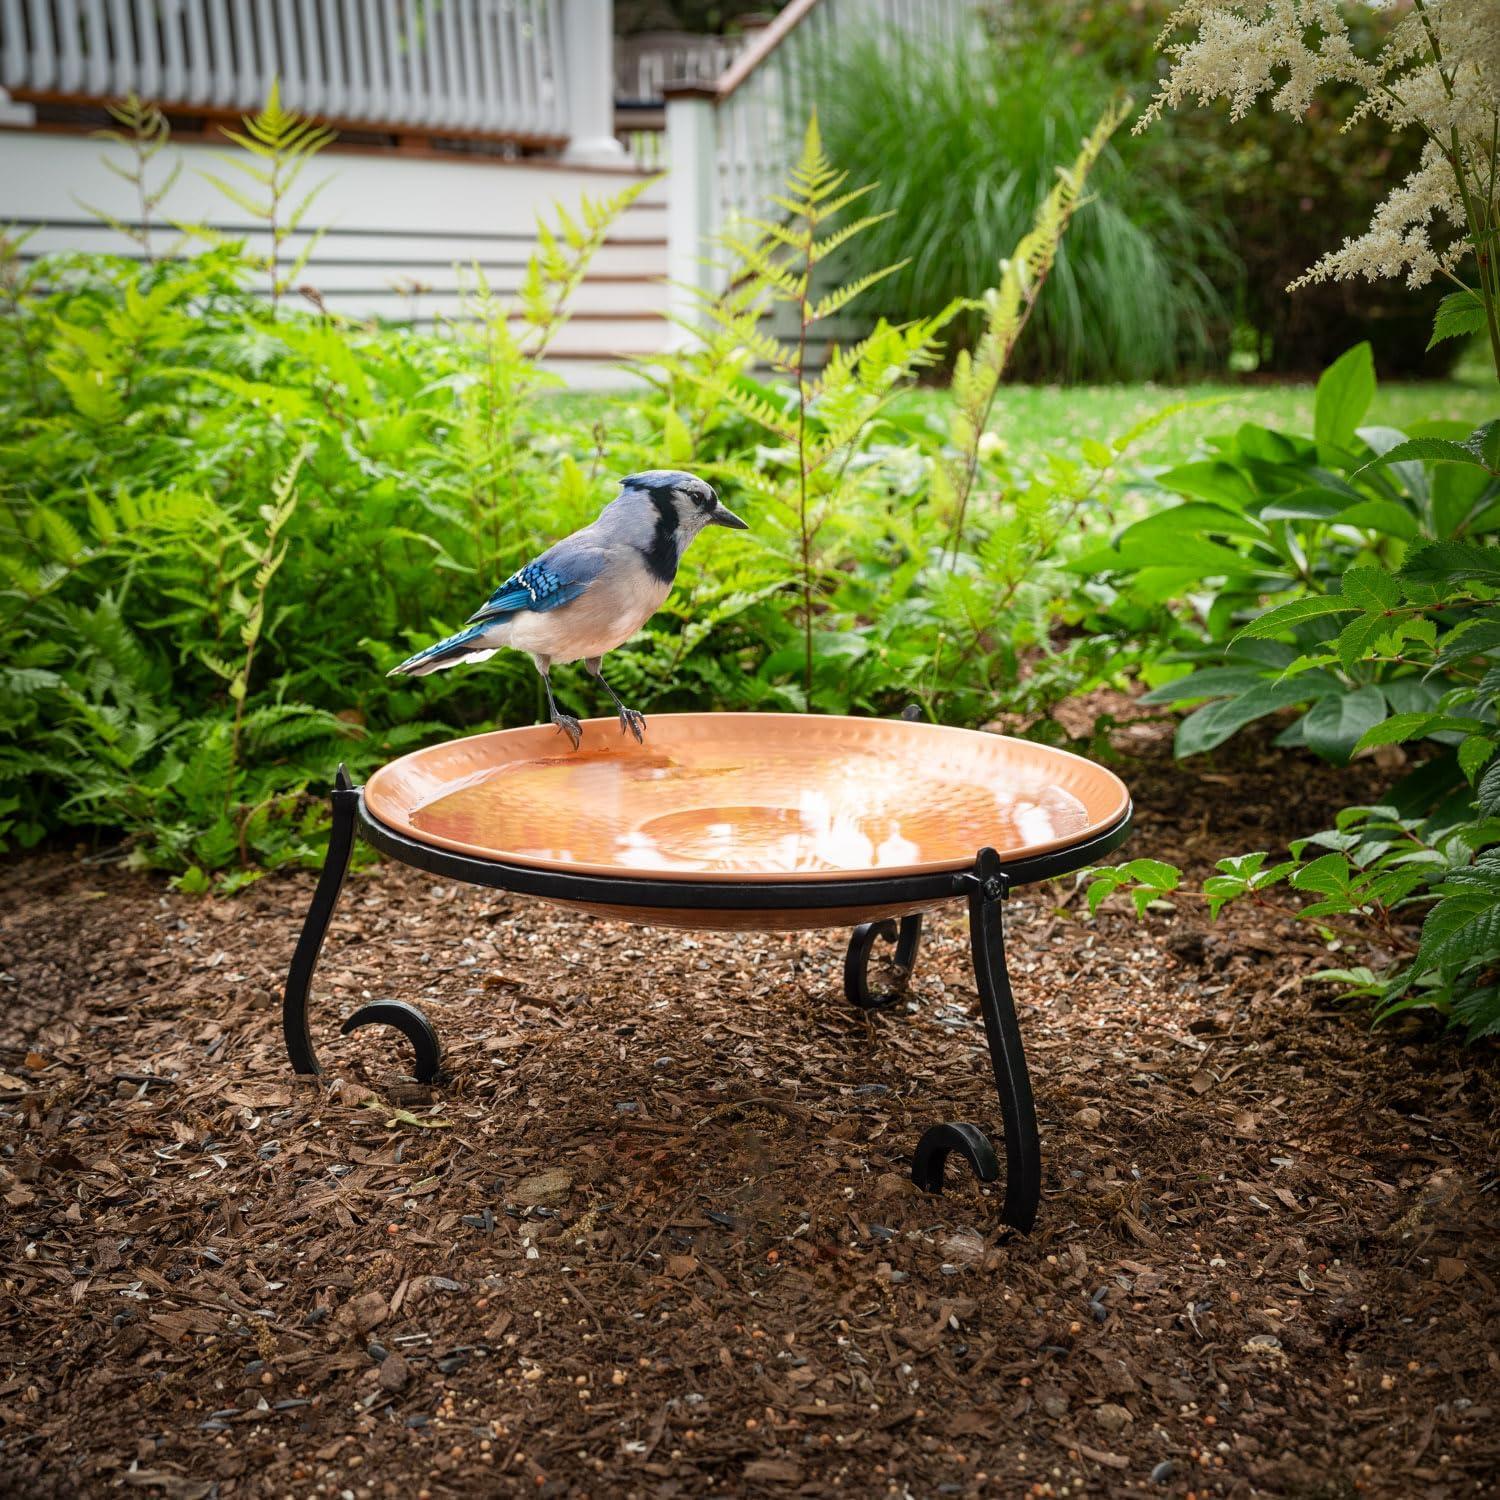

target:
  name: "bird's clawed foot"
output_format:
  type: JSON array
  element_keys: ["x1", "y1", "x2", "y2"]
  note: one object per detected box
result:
[
  {"x1": 617, "y1": 706, "x2": 647, "y2": 744},
  {"x1": 551, "y1": 710, "x2": 583, "y2": 751}
]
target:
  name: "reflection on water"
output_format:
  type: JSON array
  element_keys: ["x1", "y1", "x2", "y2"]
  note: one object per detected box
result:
[{"x1": 407, "y1": 738, "x2": 1091, "y2": 874}]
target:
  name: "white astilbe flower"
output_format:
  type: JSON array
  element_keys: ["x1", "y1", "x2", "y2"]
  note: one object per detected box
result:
[
  {"x1": 1138, "y1": 0, "x2": 1499, "y2": 292},
  {"x1": 1292, "y1": 147, "x2": 1462, "y2": 287}
]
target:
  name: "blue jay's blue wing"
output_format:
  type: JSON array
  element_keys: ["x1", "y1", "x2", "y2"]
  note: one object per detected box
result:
[{"x1": 467, "y1": 553, "x2": 597, "y2": 624}]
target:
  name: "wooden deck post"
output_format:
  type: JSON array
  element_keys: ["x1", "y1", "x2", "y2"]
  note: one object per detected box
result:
[
  {"x1": 559, "y1": 0, "x2": 625, "y2": 164},
  {"x1": 664, "y1": 84, "x2": 719, "y2": 344}
]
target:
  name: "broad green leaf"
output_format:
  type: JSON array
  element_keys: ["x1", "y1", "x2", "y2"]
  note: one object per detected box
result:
[
  {"x1": 1416, "y1": 892, "x2": 1500, "y2": 972},
  {"x1": 1435, "y1": 618, "x2": 1500, "y2": 669},
  {"x1": 1331, "y1": 499, "x2": 1420, "y2": 540},
  {"x1": 1357, "y1": 424, "x2": 1430, "y2": 502},
  {"x1": 1230, "y1": 594, "x2": 1360, "y2": 643},
  {"x1": 1341, "y1": 566, "x2": 1400, "y2": 611},
  {"x1": 1301, "y1": 686, "x2": 1388, "y2": 763},
  {"x1": 1479, "y1": 760, "x2": 1500, "y2": 814},
  {"x1": 1259, "y1": 487, "x2": 1355, "y2": 522},
  {"x1": 1427, "y1": 288, "x2": 1487, "y2": 349},
  {"x1": 1139, "y1": 667, "x2": 1269, "y2": 706},
  {"x1": 1175, "y1": 673, "x2": 1340, "y2": 757},
  {"x1": 1355, "y1": 712, "x2": 1487, "y2": 750},
  {"x1": 1400, "y1": 540, "x2": 1500, "y2": 589},
  {"x1": 1155, "y1": 460, "x2": 1256, "y2": 511},
  {"x1": 1335, "y1": 612, "x2": 1395, "y2": 673},
  {"x1": 1459, "y1": 735, "x2": 1494, "y2": 782},
  {"x1": 1358, "y1": 426, "x2": 1499, "y2": 478},
  {"x1": 1314, "y1": 342, "x2": 1374, "y2": 450},
  {"x1": 1116, "y1": 858, "x2": 1180, "y2": 889},
  {"x1": 1290, "y1": 852, "x2": 1353, "y2": 897}
]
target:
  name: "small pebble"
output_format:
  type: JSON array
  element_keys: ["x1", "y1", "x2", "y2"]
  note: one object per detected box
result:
[{"x1": 1094, "y1": 1403, "x2": 1133, "y2": 1434}]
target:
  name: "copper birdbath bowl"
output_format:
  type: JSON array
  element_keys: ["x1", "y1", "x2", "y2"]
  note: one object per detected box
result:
[{"x1": 283, "y1": 713, "x2": 1133, "y2": 1232}]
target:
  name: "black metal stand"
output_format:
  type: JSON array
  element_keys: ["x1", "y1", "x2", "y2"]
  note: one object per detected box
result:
[
  {"x1": 843, "y1": 848, "x2": 1040, "y2": 1232},
  {"x1": 282, "y1": 766, "x2": 444, "y2": 1083},
  {"x1": 844, "y1": 914, "x2": 923, "y2": 1010},
  {"x1": 284, "y1": 770, "x2": 1131, "y2": 1233}
]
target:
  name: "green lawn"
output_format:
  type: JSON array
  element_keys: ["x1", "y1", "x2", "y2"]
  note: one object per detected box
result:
[
  {"x1": 558, "y1": 366, "x2": 1493, "y2": 471},
  {"x1": 886, "y1": 370, "x2": 1496, "y2": 469}
]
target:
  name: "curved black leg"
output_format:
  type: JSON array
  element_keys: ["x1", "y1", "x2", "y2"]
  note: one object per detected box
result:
[
  {"x1": 342, "y1": 1001, "x2": 442, "y2": 1084},
  {"x1": 910, "y1": 848, "x2": 1041, "y2": 1233},
  {"x1": 912, "y1": 1122, "x2": 999, "y2": 1192},
  {"x1": 282, "y1": 767, "x2": 443, "y2": 1083},
  {"x1": 844, "y1": 914, "x2": 923, "y2": 1011}
]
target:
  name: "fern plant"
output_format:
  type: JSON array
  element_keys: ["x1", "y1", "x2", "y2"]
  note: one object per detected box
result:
[
  {"x1": 516, "y1": 181, "x2": 657, "y2": 357},
  {"x1": 940, "y1": 97, "x2": 1130, "y2": 559},
  {"x1": 418, "y1": 181, "x2": 654, "y2": 580},
  {"x1": 197, "y1": 81, "x2": 335, "y2": 310},
  {"x1": 77, "y1": 93, "x2": 182, "y2": 263},
  {"x1": 658, "y1": 115, "x2": 961, "y2": 700},
  {"x1": 197, "y1": 449, "x2": 307, "y2": 806}
]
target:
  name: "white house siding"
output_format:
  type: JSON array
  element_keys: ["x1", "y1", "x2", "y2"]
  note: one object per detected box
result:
[{"x1": 0, "y1": 130, "x2": 668, "y2": 386}]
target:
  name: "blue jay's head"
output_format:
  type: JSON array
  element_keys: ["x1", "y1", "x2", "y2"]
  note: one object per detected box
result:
[{"x1": 618, "y1": 470, "x2": 749, "y2": 544}]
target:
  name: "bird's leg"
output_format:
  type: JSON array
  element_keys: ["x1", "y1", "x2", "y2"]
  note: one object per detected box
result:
[
  {"x1": 537, "y1": 662, "x2": 582, "y2": 751},
  {"x1": 586, "y1": 657, "x2": 646, "y2": 744}
]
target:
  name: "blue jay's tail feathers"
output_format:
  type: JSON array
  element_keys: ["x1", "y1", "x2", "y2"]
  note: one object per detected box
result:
[{"x1": 388, "y1": 622, "x2": 498, "y2": 677}]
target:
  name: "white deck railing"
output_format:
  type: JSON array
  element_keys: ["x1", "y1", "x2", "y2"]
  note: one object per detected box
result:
[
  {"x1": 0, "y1": 0, "x2": 573, "y2": 141},
  {"x1": 614, "y1": 29, "x2": 742, "y2": 106},
  {"x1": 663, "y1": 0, "x2": 969, "y2": 326}
]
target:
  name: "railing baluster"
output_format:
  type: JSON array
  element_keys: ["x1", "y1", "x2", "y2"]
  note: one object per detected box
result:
[
  {"x1": 1, "y1": 1, "x2": 25, "y2": 90},
  {"x1": 217, "y1": 0, "x2": 239, "y2": 106},
  {"x1": 160, "y1": 0, "x2": 186, "y2": 101},
  {"x1": 251, "y1": 0, "x2": 277, "y2": 105},
  {"x1": 376, "y1": 0, "x2": 398, "y2": 126},
  {"x1": 453, "y1": 0, "x2": 478, "y2": 131},
  {"x1": 339, "y1": 0, "x2": 365, "y2": 120},
  {"x1": 20, "y1": 0, "x2": 55, "y2": 90},
  {"x1": 104, "y1": 0, "x2": 135, "y2": 96},
  {"x1": 523, "y1": 0, "x2": 547, "y2": 137},
  {"x1": 474, "y1": 0, "x2": 500, "y2": 136},
  {"x1": 318, "y1": 0, "x2": 344, "y2": 117},
  {"x1": 77, "y1": 0, "x2": 106, "y2": 95},
  {"x1": 496, "y1": 0, "x2": 522, "y2": 138},
  {"x1": 55, "y1": 0, "x2": 83, "y2": 91},
  {"x1": 182, "y1": 0, "x2": 210, "y2": 104},
  {"x1": 438, "y1": 0, "x2": 462, "y2": 129},
  {"x1": 298, "y1": 0, "x2": 326, "y2": 117},
  {"x1": 411, "y1": 0, "x2": 435, "y2": 128},
  {"x1": 275, "y1": 0, "x2": 303, "y2": 110}
]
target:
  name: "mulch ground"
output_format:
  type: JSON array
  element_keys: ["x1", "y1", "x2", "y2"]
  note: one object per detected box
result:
[{"x1": 2, "y1": 711, "x2": 1498, "y2": 1500}]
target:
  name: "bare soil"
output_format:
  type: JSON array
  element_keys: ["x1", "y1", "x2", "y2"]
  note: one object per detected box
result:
[{"x1": 2, "y1": 715, "x2": 1497, "y2": 1499}]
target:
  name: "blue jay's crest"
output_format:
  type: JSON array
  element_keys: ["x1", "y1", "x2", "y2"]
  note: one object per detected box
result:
[
  {"x1": 622, "y1": 469, "x2": 711, "y2": 509},
  {"x1": 618, "y1": 471, "x2": 746, "y2": 583}
]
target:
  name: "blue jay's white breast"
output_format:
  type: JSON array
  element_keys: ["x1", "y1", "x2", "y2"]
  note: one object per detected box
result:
[{"x1": 485, "y1": 550, "x2": 672, "y2": 664}]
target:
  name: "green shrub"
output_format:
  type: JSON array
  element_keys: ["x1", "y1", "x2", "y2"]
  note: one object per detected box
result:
[
  {"x1": 805, "y1": 27, "x2": 1235, "y2": 381},
  {"x1": 1082, "y1": 344, "x2": 1500, "y2": 1038}
]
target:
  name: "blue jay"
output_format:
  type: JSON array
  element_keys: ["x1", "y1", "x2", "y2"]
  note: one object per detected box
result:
[{"x1": 388, "y1": 470, "x2": 747, "y2": 749}]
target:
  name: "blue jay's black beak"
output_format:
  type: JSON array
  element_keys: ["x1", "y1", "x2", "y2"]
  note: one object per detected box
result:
[{"x1": 711, "y1": 502, "x2": 749, "y2": 530}]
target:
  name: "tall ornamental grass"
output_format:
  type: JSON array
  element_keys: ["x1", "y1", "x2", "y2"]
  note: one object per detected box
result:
[{"x1": 805, "y1": 31, "x2": 1235, "y2": 382}]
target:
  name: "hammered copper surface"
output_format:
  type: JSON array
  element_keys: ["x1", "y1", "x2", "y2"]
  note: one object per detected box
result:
[{"x1": 363, "y1": 713, "x2": 1130, "y2": 884}]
